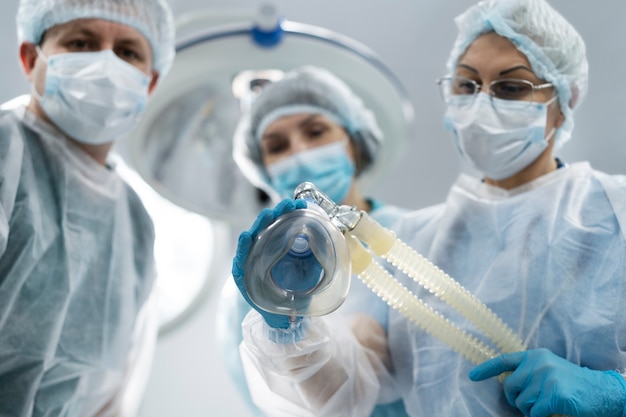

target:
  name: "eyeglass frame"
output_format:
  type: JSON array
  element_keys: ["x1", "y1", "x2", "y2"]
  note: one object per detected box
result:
[{"x1": 435, "y1": 75, "x2": 555, "y2": 105}]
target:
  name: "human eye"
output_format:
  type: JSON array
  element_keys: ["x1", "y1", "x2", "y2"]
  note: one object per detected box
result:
[
  {"x1": 306, "y1": 124, "x2": 329, "y2": 139},
  {"x1": 491, "y1": 80, "x2": 532, "y2": 100},
  {"x1": 115, "y1": 47, "x2": 143, "y2": 63},
  {"x1": 263, "y1": 138, "x2": 289, "y2": 156},
  {"x1": 302, "y1": 118, "x2": 334, "y2": 140},
  {"x1": 65, "y1": 38, "x2": 92, "y2": 51},
  {"x1": 451, "y1": 77, "x2": 478, "y2": 96}
]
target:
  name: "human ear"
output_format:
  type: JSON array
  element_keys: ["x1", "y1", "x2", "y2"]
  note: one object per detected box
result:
[
  {"x1": 147, "y1": 71, "x2": 160, "y2": 95},
  {"x1": 346, "y1": 135, "x2": 363, "y2": 177},
  {"x1": 555, "y1": 110, "x2": 565, "y2": 130},
  {"x1": 550, "y1": 100, "x2": 565, "y2": 130},
  {"x1": 19, "y1": 42, "x2": 39, "y2": 80}
]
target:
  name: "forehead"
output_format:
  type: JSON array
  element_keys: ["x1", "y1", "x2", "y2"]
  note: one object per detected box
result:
[
  {"x1": 44, "y1": 18, "x2": 150, "y2": 48},
  {"x1": 458, "y1": 32, "x2": 531, "y2": 69},
  {"x1": 264, "y1": 113, "x2": 338, "y2": 134}
]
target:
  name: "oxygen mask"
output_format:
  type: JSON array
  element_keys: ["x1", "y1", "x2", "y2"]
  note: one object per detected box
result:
[
  {"x1": 244, "y1": 201, "x2": 351, "y2": 317},
  {"x1": 292, "y1": 182, "x2": 527, "y2": 365}
]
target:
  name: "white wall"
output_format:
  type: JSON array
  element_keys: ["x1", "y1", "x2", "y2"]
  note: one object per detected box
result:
[{"x1": 2, "y1": 1, "x2": 625, "y2": 416}]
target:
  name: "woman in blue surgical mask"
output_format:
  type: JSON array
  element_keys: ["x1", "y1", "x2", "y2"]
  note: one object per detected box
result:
[
  {"x1": 230, "y1": 1, "x2": 626, "y2": 417},
  {"x1": 233, "y1": 66, "x2": 402, "y2": 222},
  {"x1": 217, "y1": 66, "x2": 410, "y2": 417}
]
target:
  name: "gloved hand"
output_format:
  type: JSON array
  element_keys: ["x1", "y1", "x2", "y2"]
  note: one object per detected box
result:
[
  {"x1": 469, "y1": 348, "x2": 626, "y2": 417},
  {"x1": 232, "y1": 198, "x2": 308, "y2": 330}
]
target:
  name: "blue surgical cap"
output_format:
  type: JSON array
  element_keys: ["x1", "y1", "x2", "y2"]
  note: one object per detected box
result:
[
  {"x1": 17, "y1": 0, "x2": 176, "y2": 77},
  {"x1": 447, "y1": 0, "x2": 588, "y2": 148}
]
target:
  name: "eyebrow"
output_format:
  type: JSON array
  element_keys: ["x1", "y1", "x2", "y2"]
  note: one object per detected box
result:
[
  {"x1": 456, "y1": 64, "x2": 535, "y2": 76},
  {"x1": 261, "y1": 114, "x2": 323, "y2": 141},
  {"x1": 115, "y1": 37, "x2": 147, "y2": 53},
  {"x1": 298, "y1": 114, "x2": 322, "y2": 128},
  {"x1": 261, "y1": 132, "x2": 283, "y2": 142},
  {"x1": 457, "y1": 64, "x2": 479, "y2": 74},
  {"x1": 61, "y1": 27, "x2": 99, "y2": 38},
  {"x1": 58, "y1": 24, "x2": 145, "y2": 46},
  {"x1": 499, "y1": 65, "x2": 534, "y2": 76},
  {"x1": 262, "y1": 128, "x2": 289, "y2": 142}
]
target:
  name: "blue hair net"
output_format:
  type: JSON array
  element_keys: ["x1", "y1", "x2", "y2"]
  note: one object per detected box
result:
[
  {"x1": 447, "y1": 0, "x2": 588, "y2": 148},
  {"x1": 16, "y1": 0, "x2": 176, "y2": 77}
]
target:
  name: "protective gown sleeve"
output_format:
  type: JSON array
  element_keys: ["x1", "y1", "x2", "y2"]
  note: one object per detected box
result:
[
  {"x1": 239, "y1": 309, "x2": 394, "y2": 417},
  {"x1": 0, "y1": 116, "x2": 25, "y2": 256}
]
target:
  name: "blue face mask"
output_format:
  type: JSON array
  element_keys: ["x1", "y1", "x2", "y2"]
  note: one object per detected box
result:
[{"x1": 267, "y1": 141, "x2": 356, "y2": 203}]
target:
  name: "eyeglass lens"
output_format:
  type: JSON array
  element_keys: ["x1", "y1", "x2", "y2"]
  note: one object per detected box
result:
[{"x1": 442, "y1": 77, "x2": 541, "y2": 102}]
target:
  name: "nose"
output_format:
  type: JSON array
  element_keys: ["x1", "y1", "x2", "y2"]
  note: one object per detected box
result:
[
  {"x1": 478, "y1": 82, "x2": 492, "y2": 96},
  {"x1": 96, "y1": 37, "x2": 117, "y2": 54},
  {"x1": 289, "y1": 135, "x2": 311, "y2": 155}
]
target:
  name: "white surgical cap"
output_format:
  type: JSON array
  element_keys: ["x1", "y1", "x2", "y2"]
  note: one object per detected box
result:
[
  {"x1": 447, "y1": 0, "x2": 588, "y2": 148},
  {"x1": 17, "y1": 0, "x2": 176, "y2": 77},
  {"x1": 233, "y1": 66, "x2": 384, "y2": 202}
]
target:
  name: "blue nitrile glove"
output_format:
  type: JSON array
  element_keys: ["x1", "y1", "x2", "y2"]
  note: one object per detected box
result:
[
  {"x1": 232, "y1": 198, "x2": 308, "y2": 330},
  {"x1": 469, "y1": 348, "x2": 626, "y2": 417}
]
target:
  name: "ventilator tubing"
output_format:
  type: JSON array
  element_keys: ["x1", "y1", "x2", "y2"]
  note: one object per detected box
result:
[
  {"x1": 347, "y1": 234, "x2": 497, "y2": 364},
  {"x1": 349, "y1": 211, "x2": 526, "y2": 355},
  {"x1": 349, "y1": 229, "x2": 571, "y2": 417}
]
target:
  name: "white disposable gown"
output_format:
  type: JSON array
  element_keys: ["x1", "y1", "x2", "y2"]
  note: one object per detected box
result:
[
  {"x1": 240, "y1": 162, "x2": 626, "y2": 417},
  {"x1": 0, "y1": 103, "x2": 158, "y2": 417}
]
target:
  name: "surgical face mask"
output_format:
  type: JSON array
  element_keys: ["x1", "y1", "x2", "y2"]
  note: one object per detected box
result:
[
  {"x1": 267, "y1": 141, "x2": 356, "y2": 203},
  {"x1": 444, "y1": 93, "x2": 558, "y2": 181},
  {"x1": 34, "y1": 47, "x2": 150, "y2": 145}
]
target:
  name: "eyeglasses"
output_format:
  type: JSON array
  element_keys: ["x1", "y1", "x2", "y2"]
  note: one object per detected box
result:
[{"x1": 436, "y1": 76, "x2": 554, "y2": 109}]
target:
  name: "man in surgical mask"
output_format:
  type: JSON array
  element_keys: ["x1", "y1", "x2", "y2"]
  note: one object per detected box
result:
[
  {"x1": 218, "y1": 66, "x2": 410, "y2": 417},
  {"x1": 0, "y1": 1, "x2": 175, "y2": 416},
  {"x1": 230, "y1": 1, "x2": 626, "y2": 417}
]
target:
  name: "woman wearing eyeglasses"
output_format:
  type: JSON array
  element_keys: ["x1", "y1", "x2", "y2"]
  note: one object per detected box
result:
[
  {"x1": 435, "y1": 34, "x2": 568, "y2": 190},
  {"x1": 386, "y1": 1, "x2": 626, "y2": 414},
  {"x1": 232, "y1": 0, "x2": 626, "y2": 416}
]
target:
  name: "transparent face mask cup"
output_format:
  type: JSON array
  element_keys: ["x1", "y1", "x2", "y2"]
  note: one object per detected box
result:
[{"x1": 244, "y1": 205, "x2": 352, "y2": 317}]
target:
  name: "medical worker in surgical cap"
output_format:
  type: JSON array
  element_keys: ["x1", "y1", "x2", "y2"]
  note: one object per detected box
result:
[
  {"x1": 231, "y1": 1, "x2": 626, "y2": 416},
  {"x1": 0, "y1": 0, "x2": 174, "y2": 415},
  {"x1": 217, "y1": 66, "x2": 410, "y2": 417}
]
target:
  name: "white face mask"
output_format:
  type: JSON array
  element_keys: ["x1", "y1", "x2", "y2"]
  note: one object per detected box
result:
[
  {"x1": 34, "y1": 47, "x2": 151, "y2": 145},
  {"x1": 444, "y1": 93, "x2": 557, "y2": 181}
]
